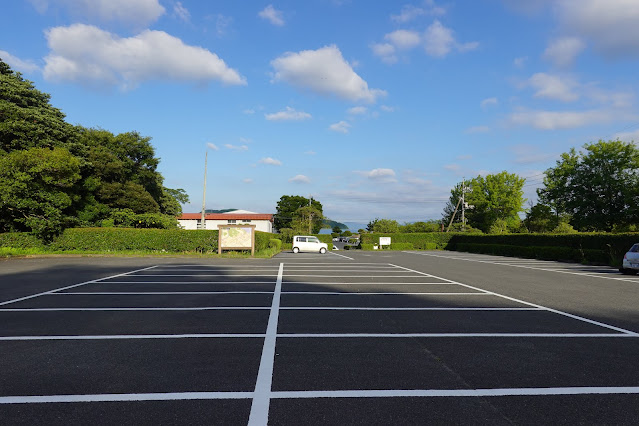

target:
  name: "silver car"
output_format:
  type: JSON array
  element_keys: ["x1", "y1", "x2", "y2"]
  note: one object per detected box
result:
[{"x1": 620, "y1": 243, "x2": 639, "y2": 275}]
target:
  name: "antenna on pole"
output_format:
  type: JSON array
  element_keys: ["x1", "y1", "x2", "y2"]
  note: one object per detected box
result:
[{"x1": 200, "y1": 151, "x2": 208, "y2": 229}]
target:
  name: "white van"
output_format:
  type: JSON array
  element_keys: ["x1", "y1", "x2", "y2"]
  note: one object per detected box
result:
[{"x1": 292, "y1": 236, "x2": 328, "y2": 254}]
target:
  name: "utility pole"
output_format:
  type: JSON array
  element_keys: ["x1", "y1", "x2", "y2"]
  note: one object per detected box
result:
[
  {"x1": 461, "y1": 177, "x2": 465, "y2": 232},
  {"x1": 200, "y1": 151, "x2": 208, "y2": 230},
  {"x1": 308, "y1": 195, "x2": 313, "y2": 234}
]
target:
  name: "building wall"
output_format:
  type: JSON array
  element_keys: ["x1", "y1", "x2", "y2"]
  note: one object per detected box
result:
[{"x1": 178, "y1": 219, "x2": 273, "y2": 233}]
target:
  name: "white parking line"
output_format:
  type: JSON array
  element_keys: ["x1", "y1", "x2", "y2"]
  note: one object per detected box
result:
[
  {"x1": 51, "y1": 292, "x2": 274, "y2": 295},
  {"x1": 391, "y1": 263, "x2": 639, "y2": 337},
  {"x1": 0, "y1": 266, "x2": 159, "y2": 307},
  {"x1": 328, "y1": 251, "x2": 354, "y2": 260},
  {"x1": 0, "y1": 307, "x2": 271, "y2": 311},
  {"x1": 280, "y1": 292, "x2": 488, "y2": 295}
]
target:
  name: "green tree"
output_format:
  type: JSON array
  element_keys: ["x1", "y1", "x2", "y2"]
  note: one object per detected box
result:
[
  {"x1": 290, "y1": 205, "x2": 324, "y2": 234},
  {"x1": 400, "y1": 220, "x2": 441, "y2": 233},
  {"x1": 332, "y1": 225, "x2": 342, "y2": 235},
  {"x1": 367, "y1": 218, "x2": 400, "y2": 233},
  {"x1": 538, "y1": 140, "x2": 639, "y2": 231},
  {"x1": 0, "y1": 147, "x2": 81, "y2": 240},
  {"x1": 275, "y1": 195, "x2": 323, "y2": 231},
  {"x1": 523, "y1": 203, "x2": 560, "y2": 233}
]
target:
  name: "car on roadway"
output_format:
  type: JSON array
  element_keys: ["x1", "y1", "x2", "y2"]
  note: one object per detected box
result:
[
  {"x1": 620, "y1": 243, "x2": 639, "y2": 274},
  {"x1": 292, "y1": 235, "x2": 328, "y2": 254}
]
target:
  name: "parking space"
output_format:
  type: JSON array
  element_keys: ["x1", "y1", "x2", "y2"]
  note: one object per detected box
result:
[{"x1": 1, "y1": 253, "x2": 638, "y2": 424}]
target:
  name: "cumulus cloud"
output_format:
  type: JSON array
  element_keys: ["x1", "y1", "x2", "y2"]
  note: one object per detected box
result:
[
  {"x1": 527, "y1": 73, "x2": 579, "y2": 102},
  {"x1": 508, "y1": 109, "x2": 620, "y2": 130},
  {"x1": 224, "y1": 144, "x2": 248, "y2": 151},
  {"x1": 380, "y1": 105, "x2": 396, "y2": 112},
  {"x1": 0, "y1": 50, "x2": 39, "y2": 73},
  {"x1": 329, "y1": 120, "x2": 351, "y2": 133},
  {"x1": 556, "y1": 0, "x2": 639, "y2": 58},
  {"x1": 29, "y1": 0, "x2": 165, "y2": 26},
  {"x1": 259, "y1": 157, "x2": 282, "y2": 166},
  {"x1": 370, "y1": 43, "x2": 397, "y2": 64},
  {"x1": 243, "y1": 178, "x2": 253, "y2": 184},
  {"x1": 289, "y1": 174, "x2": 311, "y2": 184},
  {"x1": 207, "y1": 143, "x2": 219, "y2": 150},
  {"x1": 543, "y1": 37, "x2": 586, "y2": 67},
  {"x1": 513, "y1": 56, "x2": 528, "y2": 68},
  {"x1": 347, "y1": 106, "x2": 367, "y2": 115},
  {"x1": 480, "y1": 97, "x2": 498, "y2": 109},
  {"x1": 385, "y1": 30, "x2": 421, "y2": 49},
  {"x1": 173, "y1": 1, "x2": 190, "y2": 22},
  {"x1": 271, "y1": 45, "x2": 386, "y2": 103},
  {"x1": 356, "y1": 168, "x2": 397, "y2": 183},
  {"x1": 424, "y1": 21, "x2": 479, "y2": 57},
  {"x1": 305, "y1": 150, "x2": 316, "y2": 155},
  {"x1": 43, "y1": 24, "x2": 246, "y2": 89},
  {"x1": 265, "y1": 106, "x2": 311, "y2": 121},
  {"x1": 258, "y1": 4, "x2": 285, "y2": 26},
  {"x1": 391, "y1": 2, "x2": 445, "y2": 23}
]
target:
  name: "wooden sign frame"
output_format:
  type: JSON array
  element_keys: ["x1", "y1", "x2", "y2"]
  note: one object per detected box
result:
[{"x1": 217, "y1": 224, "x2": 256, "y2": 255}]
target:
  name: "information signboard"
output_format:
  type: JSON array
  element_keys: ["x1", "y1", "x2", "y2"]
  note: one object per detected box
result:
[
  {"x1": 379, "y1": 237, "x2": 391, "y2": 247},
  {"x1": 218, "y1": 224, "x2": 256, "y2": 255}
]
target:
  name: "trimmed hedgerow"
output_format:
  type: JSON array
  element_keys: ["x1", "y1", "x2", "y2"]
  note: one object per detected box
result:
[
  {"x1": 269, "y1": 239, "x2": 282, "y2": 251},
  {"x1": 389, "y1": 243, "x2": 414, "y2": 250},
  {"x1": 361, "y1": 233, "x2": 457, "y2": 249},
  {"x1": 0, "y1": 232, "x2": 46, "y2": 249}
]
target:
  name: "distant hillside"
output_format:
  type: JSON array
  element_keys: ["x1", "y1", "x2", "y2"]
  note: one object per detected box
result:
[
  {"x1": 323, "y1": 219, "x2": 348, "y2": 229},
  {"x1": 205, "y1": 209, "x2": 238, "y2": 214}
]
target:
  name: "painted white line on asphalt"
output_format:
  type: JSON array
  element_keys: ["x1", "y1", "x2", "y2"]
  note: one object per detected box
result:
[
  {"x1": 0, "y1": 334, "x2": 266, "y2": 340},
  {"x1": 51, "y1": 292, "x2": 274, "y2": 295},
  {"x1": 271, "y1": 386, "x2": 639, "y2": 399},
  {"x1": 0, "y1": 266, "x2": 159, "y2": 307},
  {"x1": 391, "y1": 262, "x2": 639, "y2": 337},
  {"x1": 279, "y1": 307, "x2": 542, "y2": 311},
  {"x1": 0, "y1": 392, "x2": 254, "y2": 404},
  {"x1": 404, "y1": 251, "x2": 639, "y2": 283},
  {"x1": 280, "y1": 292, "x2": 488, "y2": 295},
  {"x1": 149, "y1": 269, "x2": 279, "y2": 272},
  {"x1": 99, "y1": 281, "x2": 275, "y2": 284},
  {"x1": 248, "y1": 262, "x2": 284, "y2": 426},
  {"x1": 279, "y1": 275, "x2": 426, "y2": 277},
  {"x1": 0, "y1": 307, "x2": 271, "y2": 311},
  {"x1": 277, "y1": 333, "x2": 633, "y2": 338},
  {"x1": 281, "y1": 282, "x2": 454, "y2": 285},
  {"x1": 328, "y1": 251, "x2": 354, "y2": 260},
  {"x1": 130, "y1": 274, "x2": 277, "y2": 277}
]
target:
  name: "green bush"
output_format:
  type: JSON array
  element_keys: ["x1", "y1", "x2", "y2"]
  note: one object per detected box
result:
[
  {"x1": 361, "y1": 233, "x2": 456, "y2": 250},
  {"x1": 0, "y1": 232, "x2": 46, "y2": 249},
  {"x1": 361, "y1": 243, "x2": 375, "y2": 251},
  {"x1": 269, "y1": 238, "x2": 282, "y2": 251},
  {"x1": 389, "y1": 243, "x2": 414, "y2": 250}
]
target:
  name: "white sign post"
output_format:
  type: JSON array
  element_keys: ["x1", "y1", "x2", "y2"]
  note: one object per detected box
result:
[{"x1": 379, "y1": 237, "x2": 391, "y2": 249}]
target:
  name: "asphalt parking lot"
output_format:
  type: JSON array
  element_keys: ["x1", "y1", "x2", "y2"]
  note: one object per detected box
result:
[{"x1": 1, "y1": 251, "x2": 638, "y2": 425}]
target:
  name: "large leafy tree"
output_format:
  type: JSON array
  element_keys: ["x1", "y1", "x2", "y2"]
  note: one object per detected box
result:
[
  {"x1": 366, "y1": 218, "x2": 400, "y2": 233},
  {"x1": 538, "y1": 140, "x2": 639, "y2": 231},
  {"x1": 274, "y1": 195, "x2": 324, "y2": 233},
  {"x1": 443, "y1": 172, "x2": 525, "y2": 232}
]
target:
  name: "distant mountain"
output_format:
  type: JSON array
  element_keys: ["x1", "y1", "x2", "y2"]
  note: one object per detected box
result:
[
  {"x1": 343, "y1": 222, "x2": 368, "y2": 232},
  {"x1": 323, "y1": 219, "x2": 348, "y2": 230},
  {"x1": 205, "y1": 209, "x2": 238, "y2": 213}
]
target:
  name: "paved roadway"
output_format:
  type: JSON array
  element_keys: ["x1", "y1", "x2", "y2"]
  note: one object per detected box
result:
[{"x1": 1, "y1": 251, "x2": 638, "y2": 425}]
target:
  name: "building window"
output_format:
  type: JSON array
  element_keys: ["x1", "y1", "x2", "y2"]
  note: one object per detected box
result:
[
  {"x1": 228, "y1": 220, "x2": 236, "y2": 224},
  {"x1": 242, "y1": 219, "x2": 251, "y2": 223}
]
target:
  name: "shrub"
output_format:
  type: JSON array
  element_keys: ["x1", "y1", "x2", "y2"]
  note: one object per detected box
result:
[
  {"x1": 0, "y1": 232, "x2": 46, "y2": 249},
  {"x1": 269, "y1": 239, "x2": 282, "y2": 251},
  {"x1": 389, "y1": 243, "x2": 414, "y2": 250},
  {"x1": 361, "y1": 233, "x2": 456, "y2": 250},
  {"x1": 361, "y1": 243, "x2": 375, "y2": 251}
]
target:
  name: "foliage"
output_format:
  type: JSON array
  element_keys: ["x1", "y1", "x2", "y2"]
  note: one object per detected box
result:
[
  {"x1": 290, "y1": 205, "x2": 325, "y2": 234},
  {"x1": 552, "y1": 222, "x2": 578, "y2": 234},
  {"x1": 332, "y1": 225, "x2": 342, "y2": 234},
  {"x1": 538, "y1": 140, "x2": 639, "y2": 232},
  {"x1": 324, "y1": 219, "x2": 347, "y2": 230},
  {"x1": 361, "y1": 232, "x2": 456, "y2": 249},
  {"x1": 342, "y1": 230, "x2": 352, "y2": 237},
  {"x1": 0, "y1": 232, "x2": 45, "y2": 249},
  {"x1": 269, "y1": 238, "x2": 282, "y2": 251},
  {"x1": 524, "y1": 203, "x2": 559, "y2": 233},
  {"x1": 366, "y1": 218, "x2": 400, "y2": 233},
  {"x1": 400, "y1": 220, "x2": 442, "y2": 233},
  {"x1": 110, "y1": 209, "x2": 178, "y2": 229},
  {"x1": 0, "y1": 147, "x2": 81, "y2": 240},
  {"x1": 274, "y1": 195, "x2": 324, "y2": 232}
]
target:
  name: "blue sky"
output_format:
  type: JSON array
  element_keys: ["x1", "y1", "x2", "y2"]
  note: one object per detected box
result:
[{"x1": 2, "y1": 0, "x2": 639, "y2": 226}]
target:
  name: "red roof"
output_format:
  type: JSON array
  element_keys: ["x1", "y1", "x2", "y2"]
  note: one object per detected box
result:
[{"x1": 179, "y1": 213, "x2": 273, "y2": 221}]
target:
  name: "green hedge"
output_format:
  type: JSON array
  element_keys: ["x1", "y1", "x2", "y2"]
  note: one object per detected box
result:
[
  {"x1": 361, "y1": 233, "x2": 456, "y2": 249},
  {"x1": 0, "y1": 232, "x2": 46, "y2": 249},
  {"x1": 269, "y1": 239, "x2": 282, "y2": 251},
  {"x1": 389, "y1": 243, "x2": 414, "y2": 250}
]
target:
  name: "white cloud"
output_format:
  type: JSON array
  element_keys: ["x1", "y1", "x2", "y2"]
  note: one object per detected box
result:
[
  {"x1": 224, "y1": 144, "x2": 248, "y2": 151},
  {"x1": 239, "y1": 137, "x2": 252, "y2": 143},
  {"x1": 543, "y1": 37, "x2": 586, "y2": 68},
  {"x1": 480, "y1": 97, "x2": 498, "y2": 109},
  {"x1": 444, "y1": 164, "x2": 461, "y2": 172},
  {"x1": 243, "y1": 109, "x2": 255, "y2": 114},
  {"x1": 173, "y1": 2, "x2": 190, "y2": 22},
  {"x1": 259, "y1": 157, "x2": 282, "y2": 166},
  {"x1": 357, "y1": 168, "x2": 397, "y2": 182},
  {"x1": 29, "y1": 0, "x2": 165, "y2": 26},
  {"x1": 305, "y1": 150, "x2": 316, "y2": 155},
  {"x1": 0, "y1": 50, "x2": 39, "y2": 73},
  {"x1": 527, "y1": 73, "x2": 579, "y2": 102},
  {"x1": 289, "y1": 174, "x2": 311, "y2": 184},
  {"x1": 615, "y1": 129, "x2": 639, "y2": 142},
  {"x1": 508, "y1": 109, "x2": 620, "y2": 130},
  {"x1": 391, "y1": 2, "x2": 445, "y2": 23},
  {"x1": 465, "y1": 126, "x2": 491, "y2": 134},
  {"x1": 43, "y1": 24, "x2": 246, "y2": 89},
  {"x1": 258, "y1": 4, "x2": 284, "y2": 26},
  {"x1": 271, "y1": 45, "x2": 386, "y2": 103},
  {"x1": 556, "y1": 0, "x2": 639, "y2": 58},
  {"x1": 329, "y1": 120, "x2": 351, "y2": 133},
  {"x1": 370, "y1": 43, "x2": 397, "y2": 64},
  {"x1": 347, "y1": 106, "x2": 367, "y2": 115},
  {"x1": 265, "y1": 106, "x2": 311, "y2": 121},
  {"x1": 207, "y1": 143, "x2": 219, "y2": 150},
  {"x1": 243, "y1": 178, "x2": 253, "y2": 184},
  {"x1": 423, "y1": 21, "x2": 478, "y2": 57},
  {"x1": 513, "y1": 56, "x2": 528, "y2": 68},
  {"x1": 385, "y1": 30, "x2": 421, "y2": 50},
  {"x1": 380, "y1": 105, "x2": 396, "y2": 112}
]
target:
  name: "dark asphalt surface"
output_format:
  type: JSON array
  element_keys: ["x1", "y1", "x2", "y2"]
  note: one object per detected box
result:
[{"x1": 1, "y1": 251, "x2": 638, "y2": 424}]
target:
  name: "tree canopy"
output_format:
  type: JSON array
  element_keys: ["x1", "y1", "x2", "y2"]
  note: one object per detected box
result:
[
  {"x1": 274, "y1": 195, "x2": 324, "y2": 233},
  {"x1": 0, "y1": 59, "x2": 188, "y2": 238},
  {"x1": 538, "y1": 139, "x2": 639, "y2": 231}
]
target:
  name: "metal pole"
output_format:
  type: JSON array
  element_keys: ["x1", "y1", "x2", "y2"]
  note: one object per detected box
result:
[
  {"x1": 201, "y1": 151, "x2": 208, "y2": 229},
  {"x1": 461, "y1": 178, "x2": 465, "y2": 232},
  {"x1": 446, "y1": 196, "x2": 463, "y2": 233}
]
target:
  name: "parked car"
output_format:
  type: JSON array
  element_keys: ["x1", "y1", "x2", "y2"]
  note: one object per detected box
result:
[
  {"x1": 292, "y1": 236, "x2": 328, "y2": 254},
  {"x1": 620, "y1": 243, "x2": 639, "y2": 274}
]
